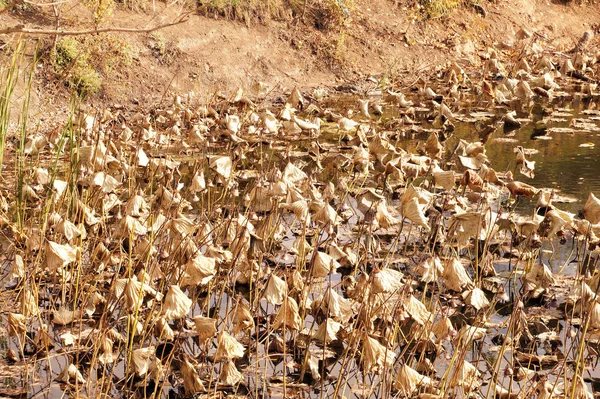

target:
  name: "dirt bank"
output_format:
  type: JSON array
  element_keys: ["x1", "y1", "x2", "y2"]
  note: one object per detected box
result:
[{"x1": 0, "y1": 0, "x2": 599, "y2": 108}]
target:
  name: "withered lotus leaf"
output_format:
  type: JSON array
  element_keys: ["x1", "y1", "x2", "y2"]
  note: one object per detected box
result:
[
  {"x1": 215, "y1": 331, "x2": 245, "y2": 360},
  {"x1": 394, "y1": 363, "x2": 433, "y2": 395},
  {"x1": 161, "y1": 285, "x2": 192, "y2": 320},
  {"x1": 272, "y1": 296, "x2": 303, "y2": 331},
  {"x1": 360, "y1": 332, "x2": 395, "y2": 374},
  {"x1": 56, "y1": 364, "x2": 86, "y2": 384},
  {"x1": 193, "y1": 316, "x2": 217, "y2": 342}
]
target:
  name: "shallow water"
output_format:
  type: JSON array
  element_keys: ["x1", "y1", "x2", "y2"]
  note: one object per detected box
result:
[{"x1": 472, "y1": 102, "x2": 600, "y2": 214}]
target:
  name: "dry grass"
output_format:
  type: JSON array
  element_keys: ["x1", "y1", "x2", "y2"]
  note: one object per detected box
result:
[
  {"x1": 418, "y1": 0, "x2": 464, "y2": 19},
  {"x1": 50, "y1": 34, "x2": 134, "y2": 96}
]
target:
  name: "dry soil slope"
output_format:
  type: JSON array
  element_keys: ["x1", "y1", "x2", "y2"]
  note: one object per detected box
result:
[{"x1": 2, "y1": 0, "x2": 599, "y2": 105}]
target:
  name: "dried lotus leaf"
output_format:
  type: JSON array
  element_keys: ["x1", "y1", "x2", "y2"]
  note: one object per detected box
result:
[
  {"x1": 264, "y1": 112, "x2": 279, "y2": 133},
  {"x1": 431, "y1": 317, "x2": 455, "y2": 341},
  {"x1": 448, "y1": 211, "x2": 486, "y2": 246},
  {"x1": 588, "y1": 302, "x2": 600, "y2": 329},
  {"x1": 455, "y1": 325, "x2": 487, "y2": 347},
  {"x1": 60, "y1": 331, "x2": 77, "y2": 346},
  {"x1": 182, "y1": 255, "x2": 216, "y2": 286},
  {"x1": 401, "y1": 184, "x2": 433, "y2": 207},
  {"x1": 394, "y1": 364, "x2": 432, "y2": 395},
  {"x1": 479, "y1": 165, "x2": 504, "y2": 186},
  {"x1": 190, "y1": 171, "x2": 206, "y2": 194},
  {"x1": 385, "y1": 90, "x2": 412, "y2": 107},
  {"x1": 161, "y1": 285, "x2": 192, "y2": 320},
  {"x1": 312, "y1": 251, "x2": 341, "y2": 278},
  {"x1": 290, "y1": 235, "x2": 312, "y2": 255},
  {"x1": 272, "y1": 296, "x2": 302, "y2": 331},
  {"x1": 55, "y1": 218, "x2": 85, "y2": 242},
  {"x1": 9, "y1": 254, "x2": 25, "y2": 280},
  {"x1": 193, "y1": 316, "x2": 217, "y2": 342},
  {"x1": 50, "y1": 179, "x2": 68, "y2": 203},
  {"x1": 155, "y1": 317, "x2": 175, "y2": 341},
  {"x1": 515, "y1": 147, "x2": 536, "y2": 179},
  {"x1": 19, "y1": 287, "x2": 38, "y2": 318},
  {"x1": 313, "y1": 318, "x2": 342, "y2": 343},
  {"x1": 506, "y1": 181, "x2": 539, "y2": 197},
  {"x1": 35, "y1": 324, "x2": 53, "y2": 348},
  {"x1": 43, "y1": 241, "x2": 77, "y2": 271},
  {"x1": 181, "y1": 356, "x2": 206, "y2": 395},
  {"x1": 328, "y1": 243, "x2": 357, "y2": 267},
  {"x1": 220, "y1": 360, "x2": 244, "y2": 385},
  {"x1": 433, "y1": 170, "x2": 456, "y2": 191},
  {"x1": 56, "y1": 363, "x2": 86, "y2": 384},
  {"x1": 282, "y1": 162, "x2": 307, "y2": 186},
  {"x1": 263, "y1": 274, "x2": 287, "y2": 305},
  {"x1": 209, "y1": 156, "x2": 233, "y2": 180},
  {"x1": 425, "y1": 133, "x2": 443, "y2": 158},
  {"x1": 313, "y1": 286, "x2": 353, "y2": 323},
  {"x1": 115, "y1": 215, "x2": 147, "y2": 238},
  {"x1": 566, "y1": 376, "x2": 594, "y2": 399},
  {"x1": 225, "y1": 114, "x2": 240, "y2": 133},
  {"x1": 8, "y1": 312, "x2": 26, "y2": 337},
  {"x1": 404, "y1": 295, "x2": 432, "y2": 325},
  {"x1": 402, "y1": 197, "x2": 430, "y2": 231},
  {"x1": 443, "y1": 258, "x2": 474, "y2": 292},
  {"x1": 458, "y1": 155, "x2": 483, "y2": 170},
  {"x1": 360, "y1": 333, "x2": 395, "y2": 373},
  {"x1": 232, "y1": 300, "x2": 254, "y2": 334},
  {"x1": 313, "y1": 203, "x2": 340, "y2": 226},
  {"x1": 448, "y1": 361, "x2": 481, "y2": 390},
  {"x1": 215, "y1": 331, "x2": 245, "y2": 360},
  {"x1": 514, "y1": 80, "x2": 533, "y2": 100},
  {"x1": 280, "y1": 199, "x2": 309, "y2": 221},
  {"x1": 463, "y1": 170, "x2": 484, "y2": 192},
  {"x1": 125, "y1": 194, "x2": 148, "y2": 217},
  {"x1": 539, "y1": 209, "x2": 571, "y2": 238},
  {"x1": 358, "y1": 98, "x2": 370, "y2": 118},
  {"x1": 282, "y1": 120, "x2": 301, "y2": 134},
  {"x1": 462, "y1": 288, "x2": 490, "y2": 310},
  {"x1": 292, "y1": 115, "x2": 320, "y2": 131},
  {"x1": 369, "y1": 135, "x2": 397, "y2": 162},
  {"x1": 92, "y1": 171, "x2": 120, "y2": 193},
  {"x1": 52, "y1": 307, "x2": 82, "y2": 325},
  {"x1": 524, "y1": 263, "x2": 555, "y2": 291},
  {"x1": 286, "y1": 86, "x2": 304, "y2": 108},
  {"x1": 131, "y1": 347, "x2": 154, "y2": 376},
  {"x1": 338, "y1": 117, "x2": 359, "y2": 131},
  {"x1": 113, "y1": 277, "x2": 161, "y2": 312},
  {"x1": 584, "y1": 193, "x2": 600, "y2": 224},
  {"x1": 98, "y1": 335, "x2": 116, "y2": 364},
  {"x1": 34, "y1": 167, "x2": 50, "y2": 185},
  {"x1": 286, "y1": 269, "x2": 305, "y2": 292},
  {"x1": 401, "y1": 161, "x2": 422, "y2": 179},
  {"x1": 136, "y1": 147, "x2": 149, "y2": 167},
  {"x1": 371, "y1": 268, "x2": 404, "y2": 294},
  {"x1": 374, "y1": 202, "x2": 401, "y2": 229},
  {"x1": 416, "y1": 256, "x2": 444, "y2": 283}
]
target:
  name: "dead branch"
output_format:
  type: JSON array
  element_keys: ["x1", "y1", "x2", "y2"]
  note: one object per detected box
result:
[
  {"x1": 23, "y1": 0, "x2": 74, "y2": 7},
  {"x1": 0, "y1": 12, "x2": 190, "y2": 36}
]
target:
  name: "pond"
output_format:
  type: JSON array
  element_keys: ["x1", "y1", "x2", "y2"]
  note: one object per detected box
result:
[{"x1": 2, "y1": 49, "x2": 600, "y2": 399}]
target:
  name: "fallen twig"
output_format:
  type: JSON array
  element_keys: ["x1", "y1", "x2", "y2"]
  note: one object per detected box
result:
[{"x1": 0, "y1": 13, "x2": 190, "y2": 36}]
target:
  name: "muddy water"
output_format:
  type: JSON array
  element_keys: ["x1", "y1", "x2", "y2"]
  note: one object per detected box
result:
[{"x1": 469, "y1": 103, "x2": 600, "y2": 214}]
